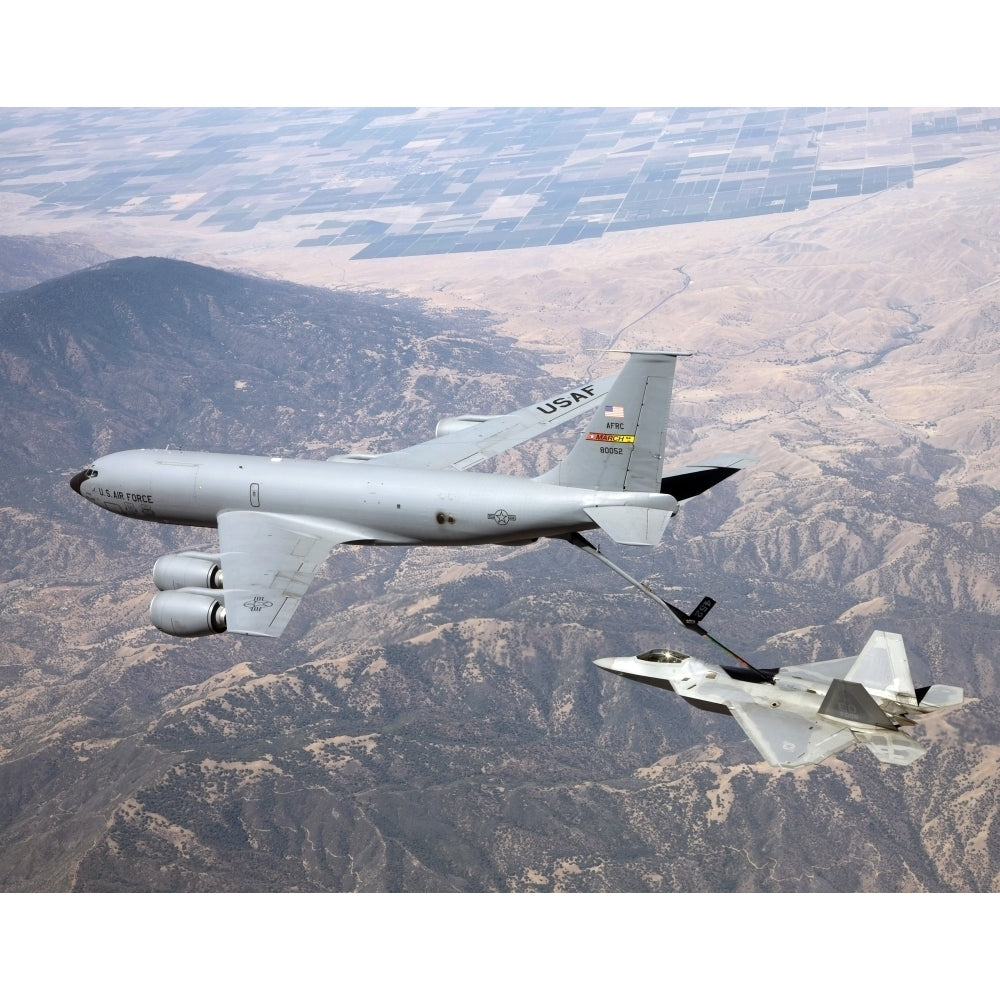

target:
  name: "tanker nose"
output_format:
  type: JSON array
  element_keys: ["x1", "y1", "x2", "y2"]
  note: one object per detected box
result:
[{"x1": 70, "y1": 468, "x2": 91, "y2": 495}]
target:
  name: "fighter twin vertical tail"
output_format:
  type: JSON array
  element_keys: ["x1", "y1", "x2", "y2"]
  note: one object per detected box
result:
[{"x1": 538, "y1": 351, "x2": 689, "y2": 492}]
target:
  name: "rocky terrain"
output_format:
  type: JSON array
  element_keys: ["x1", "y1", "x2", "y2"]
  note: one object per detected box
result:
[{"x1": 1, "y1": 238, "x2": 998, "y2": 891}]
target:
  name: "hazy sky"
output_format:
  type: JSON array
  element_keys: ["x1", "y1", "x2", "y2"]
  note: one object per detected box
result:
[{"x1": 4, "y1": 4, "x2": 992, "y2": 106}]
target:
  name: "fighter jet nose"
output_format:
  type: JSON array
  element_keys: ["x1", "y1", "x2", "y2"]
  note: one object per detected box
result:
[{"x1": 594, "y1": 657, "x2": 618, "y2": 671}]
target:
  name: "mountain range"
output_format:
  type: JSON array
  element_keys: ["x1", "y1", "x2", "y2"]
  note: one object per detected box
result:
[{"x1": 1, "y1": 252, "x2": 998, "y2": 891}]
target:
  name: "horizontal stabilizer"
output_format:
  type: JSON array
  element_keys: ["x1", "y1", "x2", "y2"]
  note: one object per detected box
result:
[
  {"x1": 919, "y1": 684, "x2": 964, "y2": 710},
  {"x1": 819, "y1": 678, "x2": 896, "y2": 730},
  {"x1": 584, "y1": 504, "x2": 675, "y2": 546},
  {"x1": 660, "y1": 453, "x2": 755, "y2": 502}
]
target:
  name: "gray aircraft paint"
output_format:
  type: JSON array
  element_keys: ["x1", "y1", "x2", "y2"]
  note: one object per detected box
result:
[
  {"x1": 595, "y1": 631, "x2": 965, "y2": 769},
  {"x1": 71, "y1": 352, "x2": 750, "y2": 638},
  {"x1": 79, "y1": 448, "x2": 679, "y2": 544}
]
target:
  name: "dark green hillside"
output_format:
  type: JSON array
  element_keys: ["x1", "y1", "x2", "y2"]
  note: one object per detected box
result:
[
  {"x1": 0, "y1": 235, "x2": 109, "y2": 292},
  {"x1": 0, "y1": 256, "x2": 542, "y2": 492}
]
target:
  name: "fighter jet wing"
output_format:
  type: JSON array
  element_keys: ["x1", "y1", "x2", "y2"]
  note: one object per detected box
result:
[
  {"x1": 354, "y1": 372, "x2": 616, "y2": 472},
  {"x1": 727, "y1": 701, "x2": 857, "y2": 769},
  {"x1": 780, "y1": 656, "x2": 856, "y2": 685},
  {"x1": 217, "y1": 510, "x2": 369, "y2": 637}
]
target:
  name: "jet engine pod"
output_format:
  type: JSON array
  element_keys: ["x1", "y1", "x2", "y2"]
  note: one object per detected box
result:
[
  {"x1": 152, "y1": 551, "x2": 223, "y2": 591},
  {"x1": 149, "y1": 589, "x2": 227, "y2": 637},
  {"x1": 434, "y1": 414, "x2": 492, "y2": 437}
]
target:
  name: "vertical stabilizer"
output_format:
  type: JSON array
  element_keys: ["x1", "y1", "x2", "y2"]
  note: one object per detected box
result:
[
  {"x1": 845, "y1": 631, "x2": 917, "y2": 703},
  {"x1": 539, "y1": 351, "x2": 688, "y2": 492}
]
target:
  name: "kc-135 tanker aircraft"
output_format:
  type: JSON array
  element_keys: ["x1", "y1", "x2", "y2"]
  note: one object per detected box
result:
[{"x1": 71, "y1": 352, "x2": 750, "y2": 639}]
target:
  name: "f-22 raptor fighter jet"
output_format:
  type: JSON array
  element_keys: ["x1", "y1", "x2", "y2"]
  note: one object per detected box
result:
[
  {"x1": 596, "y1": 603, "x2": 965, "y2": 769},
  {"x1": 71, "y1": 351, "x2": 750, "y2": 639}
]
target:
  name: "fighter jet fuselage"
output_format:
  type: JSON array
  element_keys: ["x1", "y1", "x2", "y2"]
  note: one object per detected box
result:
[{"x1": 596, "y1": 631, "x2": 965, "y2": 769}]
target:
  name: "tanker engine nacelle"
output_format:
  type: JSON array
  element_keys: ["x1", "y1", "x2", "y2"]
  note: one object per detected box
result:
[
  {"x1": 434, "y1": 414, "x2": 493, "y2": 437},
  {"x1": 152, "y1": 551, "x2": 223, "y2": 591},
  {"x1": 149, "y1": 551, "x2": 227, "y2": 637},
  {"x1": 149, "y1": 589, "x2": 227, "y2": 637}
]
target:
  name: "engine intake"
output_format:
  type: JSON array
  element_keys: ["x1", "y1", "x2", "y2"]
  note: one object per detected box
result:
[
  {"x1": 149, "y1": 589, "x2": 227, "y2": 637},
  {"x1": 153, "y1": 551, "x2": 223, "y2": 591}
]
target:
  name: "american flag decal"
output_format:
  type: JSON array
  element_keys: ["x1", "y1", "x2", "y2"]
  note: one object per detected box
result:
[{"x1": 604, "y1": 404, "x2": 625, "y2": 419}]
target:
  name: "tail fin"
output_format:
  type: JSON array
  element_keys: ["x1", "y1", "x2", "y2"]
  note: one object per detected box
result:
[
  {"x1": 538, "y1": 351, "x2": 689, "y2": 491},
  {"x1": 845, "y1": 631, "x2": 918, "y2": 705}
]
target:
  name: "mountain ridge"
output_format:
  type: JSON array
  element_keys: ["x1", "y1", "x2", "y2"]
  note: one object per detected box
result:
[
  {"x1": 1, "y1": 254, "x2": 998, "y2": 891},
  {"x1": 0, "y1": 256, "x2": 544, "y2": 491}
]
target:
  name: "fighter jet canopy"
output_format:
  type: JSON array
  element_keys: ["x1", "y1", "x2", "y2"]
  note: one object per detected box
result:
[{"x1": 638, "y1": 649, "x2": 690, "y2": 664}]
